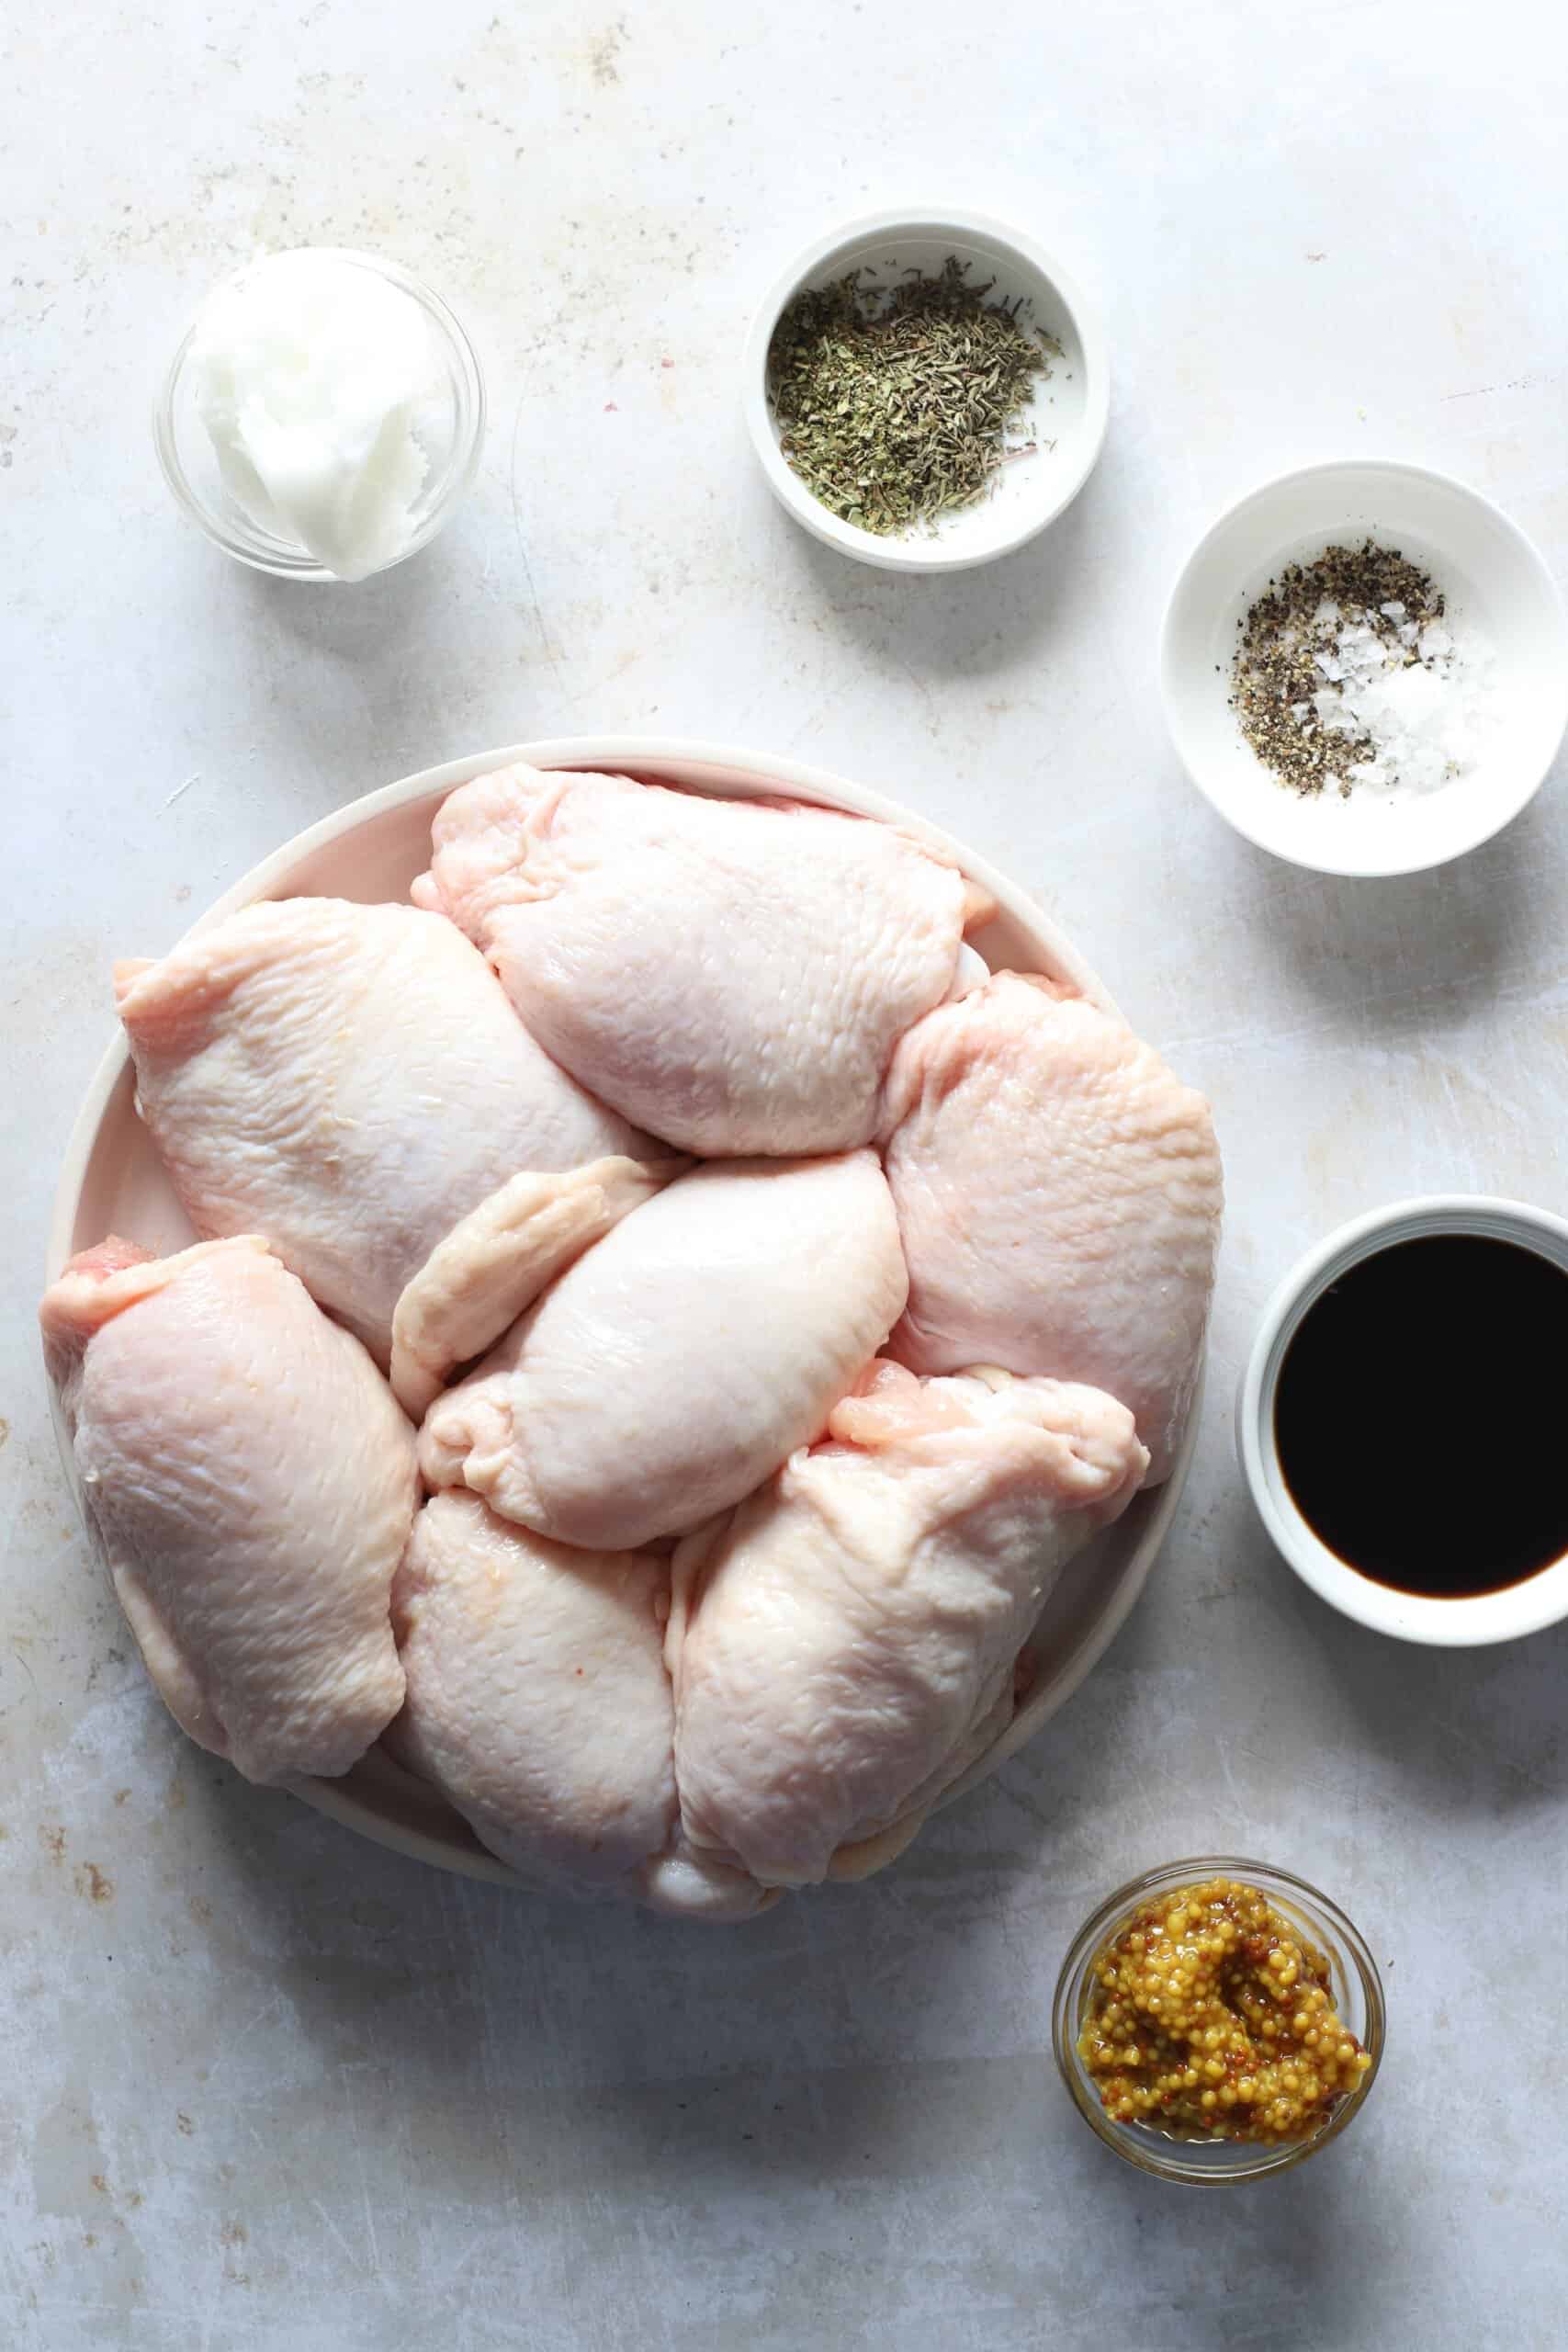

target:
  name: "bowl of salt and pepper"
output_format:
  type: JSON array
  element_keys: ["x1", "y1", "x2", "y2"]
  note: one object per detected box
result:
[{"x1": 1161, "y1": 458, "x2": 1568, "y2": 876}]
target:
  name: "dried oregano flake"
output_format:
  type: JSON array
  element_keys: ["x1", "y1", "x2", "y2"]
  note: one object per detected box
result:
[{"x1": 767, "y1": 257, "x2": 1055, "y2": 537}]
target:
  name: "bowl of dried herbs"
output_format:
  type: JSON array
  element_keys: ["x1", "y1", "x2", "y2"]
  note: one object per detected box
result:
[{"x1": 745, "y1": 208, "x2": 1109, "y2": 572}]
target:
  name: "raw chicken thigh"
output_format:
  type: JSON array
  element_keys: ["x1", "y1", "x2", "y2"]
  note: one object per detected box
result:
[
  {"x1": 420, "y1": 1150, "x2": 908, "y2": 1551},
  {"x1": 391, "y1": 1494, "x2": 673, "y2": 1885},
  {"x1": 389, "y1": 1493, "x2": 772, "y2": 1917},
  {"x1": 117, "y1": 897, "x2": 658, "y2": 1368},
  {"x1": 41, "y1": 1235, "x2": 415, "y2": 1785},
  {"x1": 670, "y1": 1362, "x2": 1148, "y2": 1886},
  {"x1": 389, "y1": 1154, "x2": 680, "y2": 1419},
  {"x1": 46, "y1": 762, "x2": 1224, "y2": 1920},
  {"x1": 412, "y1": 763, "x2": 976, "y2": 1156},
  {"x1": 880, "y1": 972, "x2": 1222, "y2": 1483}
]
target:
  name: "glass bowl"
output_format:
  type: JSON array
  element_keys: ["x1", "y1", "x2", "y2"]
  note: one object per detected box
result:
[
  {"x1": 1052, "y1": 1857, "x2": 1384, "y2": 2184},
  {"x1": 152, "y1": 247, "x2": 486, "y2": 582}
]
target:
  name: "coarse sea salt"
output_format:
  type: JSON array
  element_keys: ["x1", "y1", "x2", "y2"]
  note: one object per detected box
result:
[
  {"x1": 1310, "y1": 612, "x2": 1493, "y2": 797},
  {"x1": 1233, "y1": 543, "x2": 1498, "y2": 802}
]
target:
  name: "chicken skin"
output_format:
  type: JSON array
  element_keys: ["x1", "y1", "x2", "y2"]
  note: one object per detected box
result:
[
  {"x1": 117, "y1": 896, "x2": 658, "y2": 1368},
  {"x1": 41, "y1": 1235, "x2": 415, "y2": 1785},
  {"x1": 419, "y1": 1150, "x2": 908, "y2": 1552},
  {"x1": 389, "y1": 1493, "x2": 772, "y2": 1917},
  {"x1": 879, "y1": 973, "x2": 1222, "y2": 1483},
  {"x1": 412, "y1": 763, "x2": 975, "y2": 1156},
  {"x1": 669, "y1": 1362, "x2": 1147, "y2": 1886}
]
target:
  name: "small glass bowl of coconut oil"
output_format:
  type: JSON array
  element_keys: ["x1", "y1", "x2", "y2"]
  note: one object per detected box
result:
[{"x1": 153, "y1": 247, "x2": 485, "y2": 583}]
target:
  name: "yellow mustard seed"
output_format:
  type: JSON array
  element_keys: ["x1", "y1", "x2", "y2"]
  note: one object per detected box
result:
[{"x1": 1076, "y1": 1876, "x2": 1372, "y2": 2144}]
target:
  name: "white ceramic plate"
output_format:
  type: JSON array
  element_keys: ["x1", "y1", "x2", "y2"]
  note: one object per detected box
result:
[{"x1": 48, "y1": 737, "x2": 1199, "y2": 1892}]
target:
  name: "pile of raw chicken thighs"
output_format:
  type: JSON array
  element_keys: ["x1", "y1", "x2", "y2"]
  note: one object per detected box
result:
[{"x1": 43, "y1": 766, "x2": 1222, "y2": 1921}]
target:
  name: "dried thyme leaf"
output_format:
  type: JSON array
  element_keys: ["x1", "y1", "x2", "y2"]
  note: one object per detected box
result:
[{"x1": 766, "y1": 256, "x2": 1053, "y2": 537}]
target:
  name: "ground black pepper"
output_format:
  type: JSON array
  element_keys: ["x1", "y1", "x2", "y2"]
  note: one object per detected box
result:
[{"x1": 1230, "y1": 541, "x2": 1445, "y2": 797}]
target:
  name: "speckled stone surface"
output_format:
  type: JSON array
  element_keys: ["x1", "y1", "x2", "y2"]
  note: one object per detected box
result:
[{"x1": 6, "y1": 4, "x2": 1568, "y2": 2346}]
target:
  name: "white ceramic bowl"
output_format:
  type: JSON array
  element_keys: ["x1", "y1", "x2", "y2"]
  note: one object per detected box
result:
[
  {"x1": 48, "y1": 737, "x2": 1199, "y2": 1891},
  {"x1": 743, "y1": 208, "x2": 1109, "y2": 574},
  {"x1": 1238, "y1": 1195, "x2": 1568, "y2": 1646},
  {"x1": 1162, "y1": 460, "x2": 1568, "y2": 876}
]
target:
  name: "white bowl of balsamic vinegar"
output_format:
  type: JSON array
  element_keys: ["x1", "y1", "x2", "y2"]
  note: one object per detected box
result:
[{"x1": 1238, "y1": 1197, "x2": 1568, "y2": 1646}]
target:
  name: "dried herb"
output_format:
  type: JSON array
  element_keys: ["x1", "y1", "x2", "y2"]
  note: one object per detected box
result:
[{"x1": 767, "y1": 257, "x2": 1055, "y2": 536}]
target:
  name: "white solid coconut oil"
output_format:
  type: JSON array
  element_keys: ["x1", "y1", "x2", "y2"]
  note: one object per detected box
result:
[{"x1": 188, "y1": 250, "x2": 451, "y2": 582}]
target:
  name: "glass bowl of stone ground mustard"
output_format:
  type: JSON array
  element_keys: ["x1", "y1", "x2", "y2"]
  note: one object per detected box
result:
[{"x1": 1053, "y1": 1858, "x2": 1384, "y2": 2183}]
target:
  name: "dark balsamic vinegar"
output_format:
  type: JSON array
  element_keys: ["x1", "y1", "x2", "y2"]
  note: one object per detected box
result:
[{"x1": 1273, "y1": 1234, "x2": 1568, "y2": 1600}]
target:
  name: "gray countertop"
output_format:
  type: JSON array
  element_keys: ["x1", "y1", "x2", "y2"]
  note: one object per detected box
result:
[{"x1": 6, "y1": 3, "x2": 1568, "y2": 2345}]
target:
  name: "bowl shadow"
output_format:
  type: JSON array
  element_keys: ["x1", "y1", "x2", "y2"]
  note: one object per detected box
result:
[
  {"x1": 1216, "y1": 782, "x2": 1555, "y2": 1040},
  {"x1": 215, "y1": 514, "x2": 552, "y2": 793},
  {"x1": 237, "y1": 519, "x2": 478, "y2": 661},
  {"x1": 1059, "y1": 2101, "x2": 1398, "y2": 2350},
  {"x1": 777, "y1": 464, "x2": 1111, "y2": 687},
  {"x1": 1258, "y1": 1532, "x2": 1568, "y2": 1815}
]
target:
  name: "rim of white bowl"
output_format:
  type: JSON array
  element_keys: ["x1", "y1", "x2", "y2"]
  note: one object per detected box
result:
[
  {"x1": 1237, "y1": 1193, "x2": 1568, "y2": 1646},
  {"x1": 742, "y1": 206, "x2": 1111, "y2": 574},
  {"x1": 1160, "y1": 458, "x2": 1568, "y2": 877}
]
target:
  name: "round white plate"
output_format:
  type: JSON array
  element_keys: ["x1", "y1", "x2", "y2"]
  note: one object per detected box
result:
[{"x1": 48, "y1": 737, "x2": 1200, "y2": 1892}]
